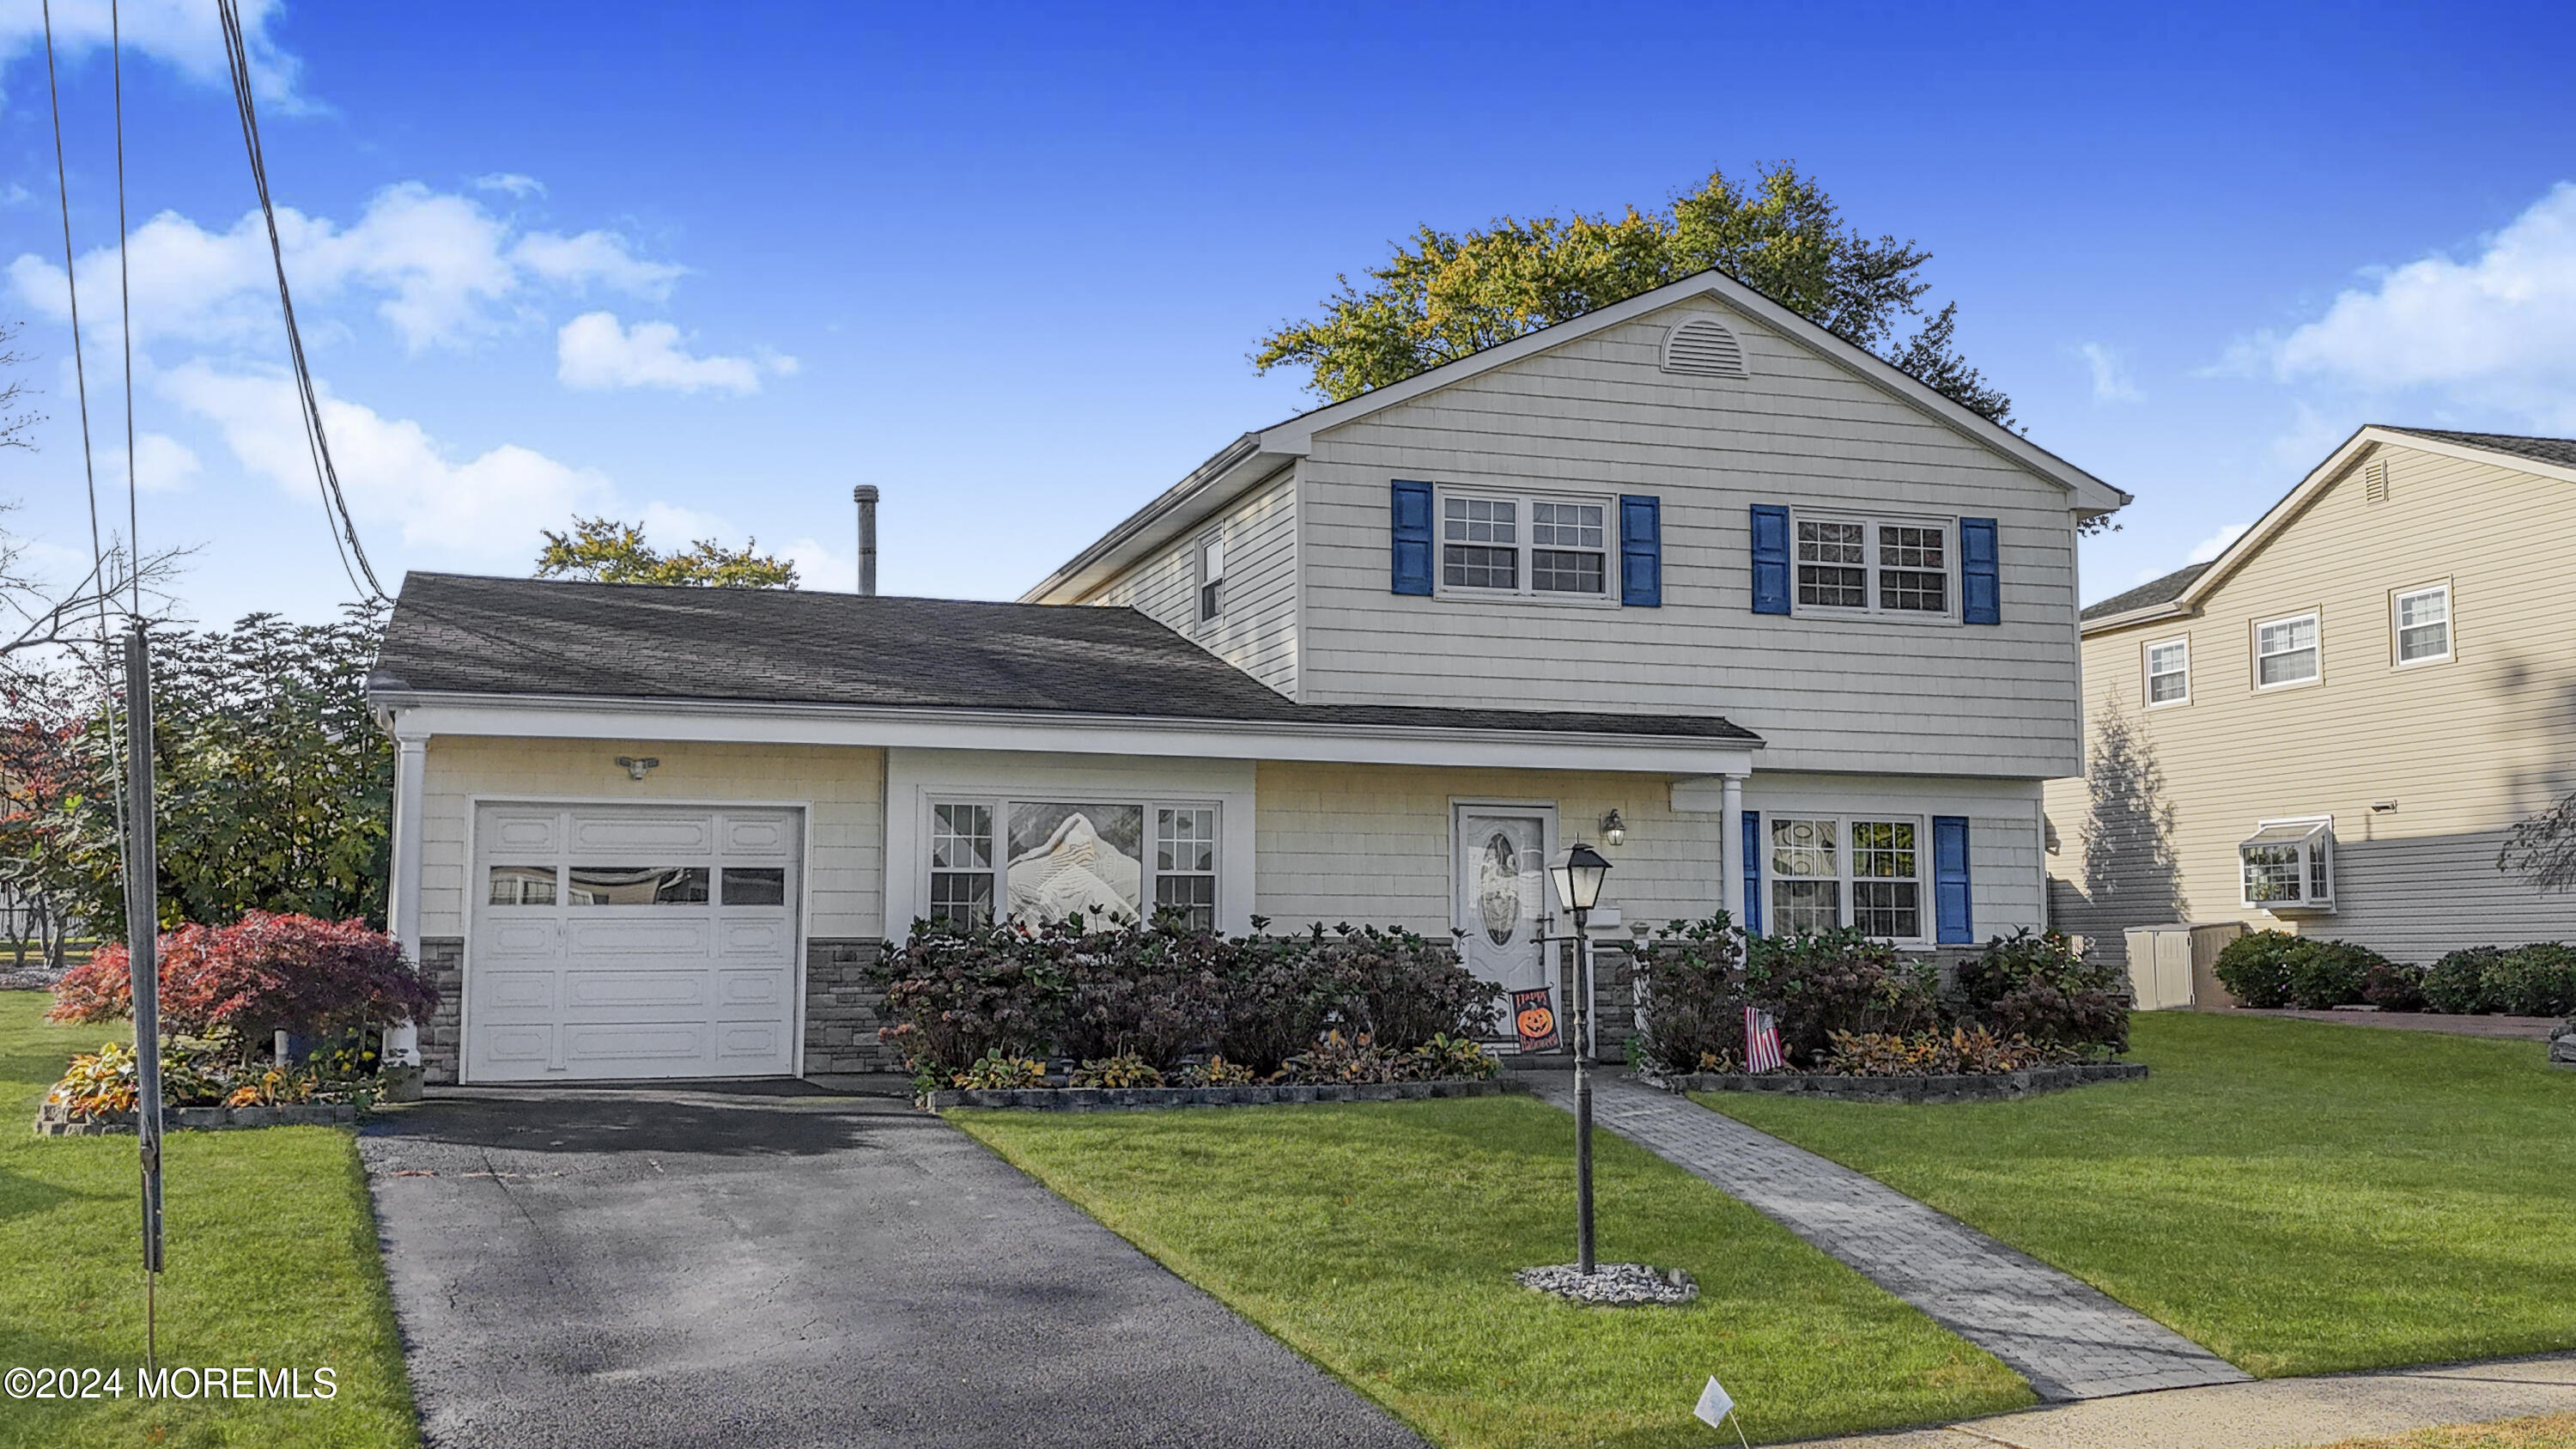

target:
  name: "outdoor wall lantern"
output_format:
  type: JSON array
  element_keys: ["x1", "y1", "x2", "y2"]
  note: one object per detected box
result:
[
  {"x1": 1600, "y1": 809, "x2": 1626, "y2": 847},
  {"x1": 1548, "y1": 841, "x2": 1612, "y2": 1275}
]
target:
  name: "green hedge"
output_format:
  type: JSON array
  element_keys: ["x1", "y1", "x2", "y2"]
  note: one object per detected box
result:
[{"x1": 2221, "y1": 932, "x2": 2575, "y2": 1015}]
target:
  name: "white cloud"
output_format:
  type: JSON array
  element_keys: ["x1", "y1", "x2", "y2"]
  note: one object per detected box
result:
[
  {"x1": 2184, "y1": 521, "x2": 2249, "y2": 565},
  {"x1": 0, "y1": 0, "x2": 301, "y2": 108},
  {"x1": 472, "y1": 173, "x2": 546, "y2": 199},
  {"x1": 2076, "y1": 342, "x2": 2141, "y2": 402},
  {"x1": 556, "y1": 311, "x2": 790, "y2": 395},
  {"x1": 781, "y1": 536, "x2": 855, "y2": 593},
  {"x1": 7, "y1": 183, "x2": 683, "y2": 353},
  {"x1": 2242, "y1": 181, "x2": 2576, "y2": 429},
  {"x1": 102, "y1": 432, "x2": 201, "y2": 493}
]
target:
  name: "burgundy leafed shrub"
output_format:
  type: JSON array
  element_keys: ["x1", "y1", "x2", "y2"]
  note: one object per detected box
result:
[{"x1": 49, "y1": 912, "x2": 437, "y2": 1042}]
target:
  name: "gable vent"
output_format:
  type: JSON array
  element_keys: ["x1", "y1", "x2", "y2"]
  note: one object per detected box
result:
[
  {"x1": 2364, "y1": 459, "x2": 2391, "y2": 505},
  {"x1": 1661, "y1": 317, "x2": 1748, "y2": 378}
]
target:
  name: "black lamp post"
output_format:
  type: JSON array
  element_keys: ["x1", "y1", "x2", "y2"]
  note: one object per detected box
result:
[{"x1": 1548, "y1": 840, "x2": 1611, "y2": 1275}]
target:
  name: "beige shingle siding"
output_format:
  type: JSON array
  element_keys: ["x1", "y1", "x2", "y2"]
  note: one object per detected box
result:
[
  {"x1": 1290, "y1": 301, "x2": 2087, "y2": 778},
  {"x1": 2046, "y1": 441, "x2": 2576, "y2": 963},
  {"x1": 1085, "y1": 465, "x2": 1300, "y2": 699}
]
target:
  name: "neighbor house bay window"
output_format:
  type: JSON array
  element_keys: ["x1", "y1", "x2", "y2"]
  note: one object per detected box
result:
[
  {"x1": 1795, "y1": 514, "x2": 1953, "y2": 616},
  {"x1": 1440, "y1": 490, "x2": 1610, "y2": 598},
  {"x1": 927, "y1": 797, "x2": 1221, "y2": 934},
  {"x1": 2239, "y1": 818, "x2": 2334, "y2": 911},
  {"x1": 1767, "y1": 814, "x2": 1929, "y2": 941}
]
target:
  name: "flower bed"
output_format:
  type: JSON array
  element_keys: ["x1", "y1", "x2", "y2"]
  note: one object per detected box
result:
[
  {"x1": 1647, "y1": 1062, "x2": 2147, "y2": 1104},
  {"x1": 33, "y1": 1099, "x2": 359, "y2": 1136},
  {"x1": 928, "y1": 1075, "x2": 1527, "y2": 1111}
]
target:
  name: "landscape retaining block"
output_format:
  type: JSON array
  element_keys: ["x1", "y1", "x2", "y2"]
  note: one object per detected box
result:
[
  {"x1": 1641, "y1": 1062, "x2": 2148, "y2": 1105},
  {"x1": 32, "y1": 1101, "x2": 360, "y2": 1136},
  {"x1": 928, "y1": 1076, "x2": 1528, "y2": 1111}
]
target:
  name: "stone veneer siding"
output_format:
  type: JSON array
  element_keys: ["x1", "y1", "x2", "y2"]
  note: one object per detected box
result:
[
  {"x1": 805, "y1": 939, "x2": 896, "y2": 1074},
  {"x1": 419, "y1": 936, "x2": 465, "y2": 1086}
]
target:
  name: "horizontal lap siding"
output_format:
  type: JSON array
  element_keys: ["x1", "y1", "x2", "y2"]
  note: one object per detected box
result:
[
  {"x1": 1295, "y1": 302, "x2": 2085, "y2": 777},
  {"x1": 1084, "y1": 466, "x2": 1299, "y2": 698},
  {"x1": 2048, "y1": 444, "x2": 2576, "y2": 963},
  {"x1": 419, "y1": 738, "x2": 886, "y2": 941}
]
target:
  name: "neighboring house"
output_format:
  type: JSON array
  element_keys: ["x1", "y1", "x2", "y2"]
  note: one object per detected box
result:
[
  {"x1": 367, "y1": 270, "x2": 2127, "y2": 1084},
  {"x1": 2045, "y1": 427, "x2": 2576, "y2": 968}
]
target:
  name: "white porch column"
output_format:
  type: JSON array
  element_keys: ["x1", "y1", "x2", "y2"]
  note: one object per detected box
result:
[
  {"x1": 386, "y1": 728, "x2": 428, "y2": 1066},
  {"x1": 1719, "y1": 772, "x2": 1747, "y2": 927}
]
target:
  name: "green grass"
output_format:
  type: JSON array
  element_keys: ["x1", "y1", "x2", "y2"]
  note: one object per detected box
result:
[
  {"x1": 1701, "y1": 1012, "x2": 2576, "y2": 1379},
  {"x1": 0, "y1": 991, "x2": 416, "y2": 1448},
  {"x1": 954, "y1": 1095, "x2": 2033, "y2": 1448}
]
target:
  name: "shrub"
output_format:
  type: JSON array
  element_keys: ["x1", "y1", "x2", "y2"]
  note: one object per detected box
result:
[
  {"x1": 1277, "y1": 1030, "x2": 1408, "y2": 1084},
  {"x1": 1633, "y1": 914, "x2": 1748, "y2": 1074},
  {"x1": 2360, "y1": 960, "x2": 2427, "y2": 1012},
  {"x1": 1406, "y1": 1032, "x2": 1502, "y2": 1082},
  {"x1": 1821, "y1": 1026, "x2": 2073, "y2": 1077},
  {"x1": 1070, "y1": 1052, "x2": 1164, "y2": 1088},
  {"x1": 1173, "y1": 1055, "x2": 1259, "y2": 1087},
  {"x1": 49, "y1": 914, "x2": 437, "y2": 1047},
  {"x1": 2487, "y1": 943, "x2": 2576, "y2": 1017},
  {"x1": 2212, "y1": 929, "x2": 2305, "y2": 1008},
  {"x1": 872, "y1": 924, "x2": 1074, "y2": 1071},
  {"x1": 2423, "y1": 947, "x2": 2511, "y2": 1014},
  {"x1": 951, "y1": 1049, "x2": 1049, "y2": 1090},
  {"x1": 2284, "y1": 940, "x2": 2390, "y2": 1010},
  {"x1": 1955, "y1": 928, "x2": 2129, "y2": 1052},
  {"x1": 46, "y1": 1037, "x2": 376, "y2": 1117},
  {"x1": 1743, "y1": 927, "x2": 1941, "y2": 1064}
]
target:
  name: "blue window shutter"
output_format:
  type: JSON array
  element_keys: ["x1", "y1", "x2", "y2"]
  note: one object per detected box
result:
[
  {"x1": 1960, "y1": 517, "x2": 2000, "y2": 624},
  {"x1": 1390, "y1": 480, "x2": 1434, "y2": 595},
  {"x1": 1933, "y1": 816, "x2": 1972, "y2": 944},
  {"x1": 1749, "y1": 504, "x2": 1790, "y2": 615},
  {"x1": 1619, "y1": 495, "x2": 1662, "y2": 606},
  {"x1": 1741, "y1": 809, "x2": 1763, "y2": 936}
]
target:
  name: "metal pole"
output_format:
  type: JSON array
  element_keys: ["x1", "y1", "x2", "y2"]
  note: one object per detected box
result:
[
  {"x1": 1571, "y1": 905, "x2": 1594, "y2": 1275},
  {"x1": 121, "y1": 625, "x2": 162, "y2": 1366},
  {"x1": 853, "y1": 485, "x2": 878, "y2": 597}
]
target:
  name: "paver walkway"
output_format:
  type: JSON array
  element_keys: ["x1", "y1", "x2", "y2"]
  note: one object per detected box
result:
[{"x1": 1526, "y1": 1072, "x2": 2249, "y2": 1402}]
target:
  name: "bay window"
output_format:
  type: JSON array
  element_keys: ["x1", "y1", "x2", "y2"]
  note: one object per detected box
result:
[{"x1": 2239, "y1": 818, "x2": 2335, "y2": 911}]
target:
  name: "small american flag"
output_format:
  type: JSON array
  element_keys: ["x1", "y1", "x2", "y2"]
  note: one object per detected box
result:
[{"x1": 1742, "y1": 1006, "x2": 1784, "y2": 1074}]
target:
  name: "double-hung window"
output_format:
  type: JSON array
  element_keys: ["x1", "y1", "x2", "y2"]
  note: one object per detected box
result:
[
  {"x1": 1765, "y1": 815, "x2": 1926, "y2": 941},
  {"x1": 2254, "y1": 612, "x2": 2320, "y2": 689},
  {"x1": 2146, "y1": 636, "x2": 2190, "y2": 705},
  {"x1": 1440, "y1": 490, "x2": 1609, "y2": 599},
  {"x1": 1794, "y1": 514, "x2": 1953, "y2": 617},
  {"x1": 1195, "y1": 536, "x2": 1225, "y2": 624},
  {"x1": 926, "y1": 796, "x2": 1222, "y2": 935},
  {"x1": 2392, "y1": 583, "x2": 2451, "y2": 665}
]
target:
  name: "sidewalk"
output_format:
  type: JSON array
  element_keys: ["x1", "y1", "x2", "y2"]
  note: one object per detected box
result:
[{"x1": 1777, "y1": 1351, "x2": 2576, "y2": 1447}]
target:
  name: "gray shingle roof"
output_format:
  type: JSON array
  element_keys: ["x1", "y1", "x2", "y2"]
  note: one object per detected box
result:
[
  {"x1": 2381, "y1": 428, "x2": 2576, "y2": 471},
  {"x1": 371, "y1": 573, "x2": 1762, "y2": 744},
  {"x1": 2081, "y1": 563, "x2": 2209, "y2": 622}
]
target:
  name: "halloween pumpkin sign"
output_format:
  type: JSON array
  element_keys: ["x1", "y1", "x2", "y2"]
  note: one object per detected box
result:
[{"x1": 1512, "y1": 986, "x2": 1561, "y2": 1053}]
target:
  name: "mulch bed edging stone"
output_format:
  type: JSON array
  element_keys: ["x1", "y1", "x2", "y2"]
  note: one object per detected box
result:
[
  {"x1": 32, "y1": 1101, "x2": 359, "y2": 1136},
  {"x1": 928, "y1": 1076, "x2": 1527, "y2": 1111},
  {"x1": 1641, "y1": 1061, "x2": 2148, "y2": 1104}
]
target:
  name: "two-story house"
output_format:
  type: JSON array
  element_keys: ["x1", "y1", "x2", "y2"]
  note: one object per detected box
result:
[
  {"x1": 366, "y1": 270, "x2": 2128, "y2": 1084},
  {"x1": 2045, "y1": 427, "x2": 2576, "y2": 969}
]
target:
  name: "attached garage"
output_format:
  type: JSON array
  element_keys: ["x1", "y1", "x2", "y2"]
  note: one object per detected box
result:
[{"x1": 466, "y1": 802, "x2": 803, "y2": 1082}]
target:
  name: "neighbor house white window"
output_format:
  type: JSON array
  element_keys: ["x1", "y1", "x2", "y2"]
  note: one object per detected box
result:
[
  {"x1": 2392, "y1": 583, "x2": 2451, "y2": 666},
  {"x1": 1195, "y1": 535, "x2": 1225, "y2": 624},
  {"x1": 1439, "y1": 490, "x2": 1610, "y2": 599},
  {"x1": 926, "y1": 796, "x2": 1221, "y2": 934},
  {"x1": 1795, "y1": 514, "x2": 1953, "y2": 617},
  {"x1": 1766, "y1": 815, "x2": 1926, "y2": 941},
  {"x1": 2253, "y1": 612, "x2": 2320, "y2": 690},
  {"x1": 2239, "y1": 817, "x2": 2334, "y2": 911},
  {"x1": 2145, "y1": 636, "x2": 2190, "y2": 706}
]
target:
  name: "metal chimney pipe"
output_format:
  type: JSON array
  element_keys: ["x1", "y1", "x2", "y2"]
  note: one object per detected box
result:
[{"x1": 852, "y1": 485, "x2": 878, "y2": 596}]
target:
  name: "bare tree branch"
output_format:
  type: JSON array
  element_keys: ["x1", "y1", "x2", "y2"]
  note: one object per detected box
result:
[{"x1": 2500, "y1": 790, "x2": 2576, "y2": 893}]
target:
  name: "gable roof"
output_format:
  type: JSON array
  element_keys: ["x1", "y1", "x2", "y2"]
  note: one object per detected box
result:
[
  {"x1": 368, "y1": 572, "x2": 1762, "y2": 746},
  {"x1": 2081, "y1": 424, "x2": 2576, "y2": 633},
  {"x1": 1021, "y1": 268, "x2": 2133, "y2": 604}
]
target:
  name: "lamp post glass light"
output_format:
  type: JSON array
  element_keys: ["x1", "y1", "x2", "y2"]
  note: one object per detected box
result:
[{"x1": 1548, "y1": 842, "x2": 1610, "y2": 1275}]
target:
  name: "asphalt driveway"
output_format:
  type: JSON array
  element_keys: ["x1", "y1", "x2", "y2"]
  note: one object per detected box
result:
[{"x1": 359, "y1": 1086, "x2": 1426, "y2": 1449}]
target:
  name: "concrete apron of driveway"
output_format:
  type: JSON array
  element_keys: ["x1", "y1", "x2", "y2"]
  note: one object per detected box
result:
[
  {"x1": 1779, "y1": 1350, "x2": 2576, "y2": 1448},
  {"x1": 359, "y1": 1084, "x2": 1426, "y2": 1449}
]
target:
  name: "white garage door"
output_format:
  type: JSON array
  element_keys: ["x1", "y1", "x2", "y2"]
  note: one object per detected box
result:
[{"x1": 468, "y1": 803, "x2": 802, "y2": 1082}]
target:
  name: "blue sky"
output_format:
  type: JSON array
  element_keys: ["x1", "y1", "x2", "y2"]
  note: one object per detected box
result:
[{"x1": 1, "y1": 0, "x2": 2571, "y2": 625}]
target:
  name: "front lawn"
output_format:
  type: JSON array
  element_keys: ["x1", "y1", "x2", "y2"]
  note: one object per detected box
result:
[
  {"x1": 2317, "y1": 1416, "x2": 2576, "y2": 1449},
  {"x1": 0, "y1": 990, "x2": 416, "y2": 1449},
  {"x1": 1704, "y1": 1011, "x2": 2576, "y2": 1379},
  {"x1": 954, "y1": 1095, "x2": 2033, "y2": 1448}
]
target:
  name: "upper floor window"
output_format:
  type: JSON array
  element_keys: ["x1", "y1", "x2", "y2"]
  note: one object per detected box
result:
[
  {"x1": 1795, "y1": 514, "x2": 1952, "y2": 617},
  {"x1": 2253, "y1": 612, "x2": 2320, "y2": 690},
  {"x1": 1195, "y1": 535, "x2": 1225, "y2": 624},
  {"x1": 2392, "y1": 583, "x2": 2451, "y2": 666},
  {"x1": 2146, "y1": 636, "x2": 2190, "y2": 706},
  {"x1": 1440, "y1": 490, "x2": 1608, "y2": 600}
]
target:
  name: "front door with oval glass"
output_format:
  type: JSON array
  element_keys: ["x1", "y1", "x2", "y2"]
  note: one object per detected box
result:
[{"x1": 1453, "y1": 806, "x2": 1552, "y2": 995}]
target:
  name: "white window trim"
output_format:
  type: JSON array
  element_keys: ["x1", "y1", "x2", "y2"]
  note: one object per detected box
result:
[
  {"x1": 1787, "y1": 508, "x2": 1961, "y2": 624},
  {"x1": 2251, "y1": 609, "x2": 2324, "y2": 692},
  {"x1": 1431, "y1": 483, "x2": 1619, "y2": 607},
  {"x1": 2143, "y1": 635, "x2": 2191, "y2": 708},
  {"x1": 2239, "y1": 814, "x2": 2336, "y2": 914},
  {"x1": 1193, "y1": 532, "x2": 1225, "y2": 630},
  {"x1": 921, "y1": 793, "x2": 1226, "y2": 933},
  {"x1": 1755, "y1": 812, "x2": 1932, "y2": 945},
  {"x1": 2389, "y1": 579, "x2": 2454, "y2": 669}
]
